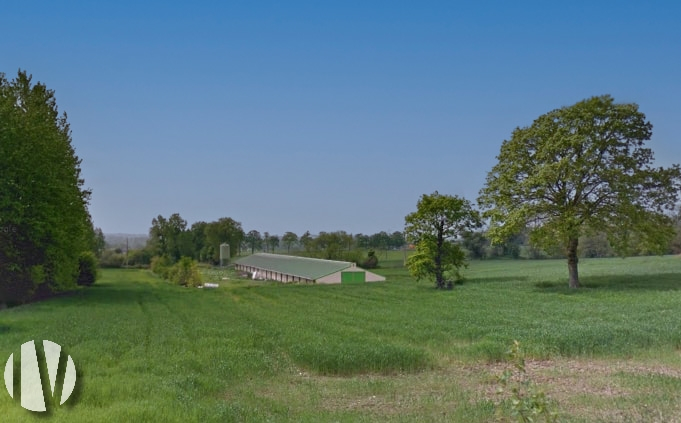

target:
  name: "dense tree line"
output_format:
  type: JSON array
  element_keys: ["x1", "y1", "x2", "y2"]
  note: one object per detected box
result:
[
  {"x1": 114, "y1": 207, "x2": 680, "y2": 271},
  {"x1": 1, "y1": 71, "x2": 98, "y2": 306},
  {"x1": 142, "y1": 214, "x2": 244, "y2": 265},
  {"x1": 461, "y1": 204, "x2": 681, "y2": 261},
  {"x1": 459, "y1": 228, "x2": 681, "y2": 260},
  {"x1": 671, "y1": 206, "x2": 681, "y2": 254},
  {"x1": 118, "y1": 209, "x2": 681, "y2": 271},
  {"x1": 113, "y1": 212, "x2": 407, "y2": 270}
]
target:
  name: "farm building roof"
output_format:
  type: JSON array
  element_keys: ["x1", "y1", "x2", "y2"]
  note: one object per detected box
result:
[{"x1": 234, "y1": 253, "x2": 355, "y2": 280}]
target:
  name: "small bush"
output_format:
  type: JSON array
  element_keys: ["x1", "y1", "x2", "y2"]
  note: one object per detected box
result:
[
  {"x1": 341, "y1": 249, "x2": 364, "y2": 265},
  {"x1": 150, "y1": 255, "x2": 173, "y2": 279},
  {"x1": 0, "y1": 267, "x2": 36, "y2": 307},
  {"x1": 127, "y1": 248, "x2": 153, "y2": 266},
  {"x1": 169, "y1": 257, "x2": 202, "y2": 287},
  {"x1": 495, "y1": 340, "x2": 560, "y2": 422},
  {"x1": 77, "y1": 251, "x2": 98, "y2": 286},
  {"x1": 99, "y1": 249, "x2": 126, "y2": 268},
  {"x1": 361, "y1": 250, "x2": 379, "y2": 269}
]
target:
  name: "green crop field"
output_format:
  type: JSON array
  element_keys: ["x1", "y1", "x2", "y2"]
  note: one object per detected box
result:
[{"x1": 1, "y1": 256, "x2": 681, "y2": 422}]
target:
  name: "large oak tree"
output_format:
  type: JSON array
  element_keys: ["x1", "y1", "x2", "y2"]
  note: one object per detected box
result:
[{"x1": 478, "y1": 95, "x2": 681, "y2": 288}]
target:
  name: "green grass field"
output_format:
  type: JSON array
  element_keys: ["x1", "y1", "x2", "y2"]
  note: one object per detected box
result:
[{"x1": 1, "y1": 255, "x2": 681, "y2": 422}]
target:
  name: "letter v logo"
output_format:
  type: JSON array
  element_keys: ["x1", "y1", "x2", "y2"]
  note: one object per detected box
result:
[{"x1": 4, "y1": 340, "x2": 77, "y2": 412}]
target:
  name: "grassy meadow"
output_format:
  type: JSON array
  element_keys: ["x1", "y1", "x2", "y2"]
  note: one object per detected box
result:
[{"x1": 1, "y1": 255, "x2": 681, "y2": 421}]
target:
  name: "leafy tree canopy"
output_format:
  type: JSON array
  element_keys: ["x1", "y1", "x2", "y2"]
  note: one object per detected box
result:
[
  {"x1": 245, "y1": 230, "x2": 262, "y2": 254},
  {"x1": 267, "y1": 234, "x2": 280, "y2": 253},
  {"x1": 478, "y1": 95, "x2": 681, "y2": 288},
  {"x1": 405, "y1": 192, "x2": 481, "y2": 289},
  {"x1": 282, "y1": 231, "x2": 298, "y2": 253},
  {"x1": 204, "y1": 217, "x2": 244, "y2": 261},
  {"x1": 0, "y1": 70, "x2": 94, "y2": 304},
  {"x1": 148, "y1": 213, "x2": 188, "y2": 261}
]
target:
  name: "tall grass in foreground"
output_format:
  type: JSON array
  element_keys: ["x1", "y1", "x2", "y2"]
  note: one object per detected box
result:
[{"x1": 0, "y1": 256, "x2": 679, "y2": 421}]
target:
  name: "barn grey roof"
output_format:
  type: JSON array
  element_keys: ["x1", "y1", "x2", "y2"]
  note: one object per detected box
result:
[{"x1": 234, "y1": 253, "x2": 354, "y2": 280}]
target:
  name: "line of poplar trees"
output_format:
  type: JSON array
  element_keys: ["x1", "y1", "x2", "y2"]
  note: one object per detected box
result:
[{"x1": 1, "y1": 71, "x2": 99, "y2": 307}]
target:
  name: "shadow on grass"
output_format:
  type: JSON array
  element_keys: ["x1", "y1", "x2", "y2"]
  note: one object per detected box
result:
[
  {"x1": 468, "y1": 276, "x2": 529, "y2": 284},
  {"x1": 62, "y1": 283, "x2": 171, "y2": 306},
  {"x1": 534, "y1": 272, "x2": 681, "y2": 293}
]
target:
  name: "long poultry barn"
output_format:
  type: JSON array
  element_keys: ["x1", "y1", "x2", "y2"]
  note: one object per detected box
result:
[{"x1": 234, "y1": 253, "x2": 386, "y2": 284}]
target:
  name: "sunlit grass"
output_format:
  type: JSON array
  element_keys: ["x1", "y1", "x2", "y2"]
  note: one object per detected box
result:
[{"x1": 0, "y1": 256, "x2": 680, "y2": 421}]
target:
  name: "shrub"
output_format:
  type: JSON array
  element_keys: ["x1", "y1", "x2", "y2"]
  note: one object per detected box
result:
[
  {"x1": 495, "y1": 340, "x2": 560, "y2": 422},
  {"x1": 579, "y1": 233, "x2": 614, "y2": 258},
  {"x1": 99, "y1": 249, "x2": 126, "y2": 268},
  {"x1": 462, "y1": 231, "x2": 488, "y2": 259},
  {"x1": 77, "y1": 251, "x2": 98, "y2": 286},
  {"x1": 0, "y1": 265, "x2": 36, "y2": 307},
  {"x1": 361, "y1": 250, "x2": 379, "y2": 269},
  {"x1": 169, "y1": 257, "x2": 202, "y2": 287},
  {"x1": 340, "y1": 249, "x2": 364, "y2": 265},
  {"x1": 150, "y1": 255, "x2": 173, "y2": 279},
  {"x1": 127, "y1": 248, "x2": 153, "y2": 267}
]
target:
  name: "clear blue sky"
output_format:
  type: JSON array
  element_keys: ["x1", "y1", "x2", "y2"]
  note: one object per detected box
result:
[{"x1": 3, "y1": 1, "x2": 680, "y2": 236}]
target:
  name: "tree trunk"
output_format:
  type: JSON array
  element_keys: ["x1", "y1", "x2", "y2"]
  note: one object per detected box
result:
[
  {"x1": 566, "y1": 237, "x2": 580, "y2": 288},
  {"x1": 434, "y1": 247, "x2": 443, "y2": 289},
  {"x1": 435, "y1": 222, "x2": 444, "y2": 289}
]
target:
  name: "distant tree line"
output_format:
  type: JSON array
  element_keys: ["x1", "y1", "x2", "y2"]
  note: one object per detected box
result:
[
  {"x1": 99, "y1": 212, "x2": 408, "y2": 271},
  {"x1": 98, "y1": 205, "x2": 681, "y2": 272},
  {"x1": 457, "y1": 206, "x2": 681, "y2": 261},
  {"x1": 113, "y1": 214, "x2": 246, "y2": 267},
  {"x1": 460, "y1": 228, "x2": 675, "y2": 260}
]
